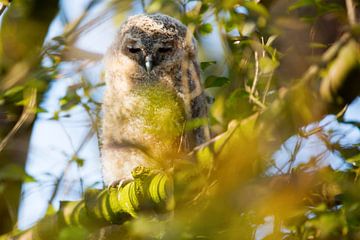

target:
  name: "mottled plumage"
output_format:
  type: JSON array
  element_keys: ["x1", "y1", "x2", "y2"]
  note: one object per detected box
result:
[{"x1": 101, "y1": 14, "x2": 209, "y2": 185}]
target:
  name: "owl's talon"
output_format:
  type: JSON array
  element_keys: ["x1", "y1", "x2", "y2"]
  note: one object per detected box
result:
[{"x1": 107, "y1": 178, "x2": 132, "y2": 190}]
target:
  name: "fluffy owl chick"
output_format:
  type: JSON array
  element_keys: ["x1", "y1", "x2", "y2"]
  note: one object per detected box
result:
[{"x1": 101, "y1": 14, "x2": 209, "y2": 185}]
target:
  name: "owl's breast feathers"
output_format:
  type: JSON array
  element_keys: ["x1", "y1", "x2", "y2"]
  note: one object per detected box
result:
[{"x1": 103, "y1": 83, "x2": 187, "y2": 161}]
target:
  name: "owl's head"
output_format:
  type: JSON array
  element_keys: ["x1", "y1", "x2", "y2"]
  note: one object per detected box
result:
[{"x1": 106, "y1": 14, "x2": 197, "y2": 78}]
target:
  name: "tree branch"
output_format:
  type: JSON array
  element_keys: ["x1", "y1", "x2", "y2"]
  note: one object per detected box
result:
[{"x1": 2, "y1": 167, "x2": 172, "y2": 240}]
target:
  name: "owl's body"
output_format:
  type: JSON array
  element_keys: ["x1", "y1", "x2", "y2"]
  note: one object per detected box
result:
[{"x1": 101, "y1": 14, "x2": 209, "y2": 185}]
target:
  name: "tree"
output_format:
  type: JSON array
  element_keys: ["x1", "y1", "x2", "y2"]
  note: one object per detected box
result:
[{"x1": 0, "y1": 0, "x2": 360, "y2": 239}]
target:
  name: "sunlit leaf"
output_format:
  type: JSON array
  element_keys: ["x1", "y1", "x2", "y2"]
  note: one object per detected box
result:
[
  {"x1": 309, "y1": 42, "x2": 328, "y2": 49},
  {"x1": 51, "y1": 111, "x2": 59, "y2": 120},
  {"x1": 59, "y1": 226, "x2": 88, "y2": 240},
  {"x1": 199, "y1": 23, "x2": 213, "y2": 35},
  {"x1": 259, "y1": 57, "x2": 279, "y2": 74},
  {"x1": 242, "y1": 2, "x2": 269, "y2": 18}
]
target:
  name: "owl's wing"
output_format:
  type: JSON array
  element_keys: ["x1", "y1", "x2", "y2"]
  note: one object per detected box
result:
[{"x1": 180, "y1": 57, "x2": 210, "y2": 149}]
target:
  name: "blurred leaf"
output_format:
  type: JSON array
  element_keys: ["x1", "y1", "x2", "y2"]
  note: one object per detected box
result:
[
  {"x1": 241, "y1": 22, "x2": 256, "y2": 36},
  {"x1": 4, "y1": 86, "x2": 24, "y2": 97},
  {"x1": 288, "y1": 0, "x2": 315, "y2": 11},
  {"x1": 0, "y1": 0, "x2": 11, "y2": 6},
  {"x1": 52, "y1": 111, "x2": 59, "y2": 120},
  {"x1": 199, "y1": 23, "x2": 213, "y2": 35},
  {"x1": 309, "y1": 42, "x2": 328, "y2": 49},
  {"x1": 45, "y1": 205, "x2": 56, "y2": 216},
  {"x1": 200, "y1": 61, "x2": 216, "y2": 71},
  {"x1": 60, "y1": 89, "x2": 81, "y2": 111},
  {"x1": 71, "y1": 156, "x2": 85, "y2": 167},
  {"x1": 59, "y1": 226, "x2": 88, "y2": 240},
  {"x1": 347, "y1": 153, "x2": 360, "y2": 167},
  {"x1": 0, "y1": 164, "x2": 35, "y2": 182},
  {"x1": 36, "y1": 106, "x2": 47, "y2": 113},
  {"x1": 210, "y1": 95, "x2": 225, "y2": 124},
  {"x1": 0, "y1": 183, "x2": 4, "y2": 194},
  {"x1": 224, "y1": 89, "x2": 253, "y2": 120},
  {"x1": 185, "y1": 117, "x2": 208, "y2": 131},
  {"x1": 242, "y1": 1, "x2": 269, "y2": 18},
  {"x1": 306, "y1": 213, "x2": 343, "y2": 238},
  {"x1": 259, "y1": 57, "x2": 279, "y2": 74},
  {"x1": 205, "y1": 76, "x2": 230, "y2": 88},
  {"x1": 199, "y1": 3, "x2": 209, "y2": 14}
]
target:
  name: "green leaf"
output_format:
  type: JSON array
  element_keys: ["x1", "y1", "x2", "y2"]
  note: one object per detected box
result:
[
  {"x1": 200, "y1": 3, "x2": 209, "y2": 14},
  {"x1": 199, "y1": 23, "x2": 213, "y2": 35},
  {"x1": 72, "y1": 156, "x2": 85, "y2": 167},
  {"x1": 347, "y1": 153, "x2": 360, "y2": 167},
  {"x1": 242, "y1": 2, "x2": 269, "y2": 18},
  {"x1": 185, "y1": 117, "x2": 208, "y2": 131},
  {"x1": 0, "y1": 164, "x2": 35, "y2": 182},
  {"x1": 224, "y1": 89, "x2": 253, "y2": 120},
  {"x1": 59, "y1": 226, "x2": 88, "y2": 240},
  {"x1": 259, "y1": 57, "x2": 279, "y2": 74},
  {"x1": 288, "y1": 0, "x2": 315, "y2": 11},
  {"x1": 52, "y1": 111, "x2": 59, "y2": 120},
  {"x1": 36, "y1": 107, "x2": 47, "y2": 113},
  {"x1": 60, "y1": 92, "x2": 81, "y2": 111},
  {"x1": 205, "y1": 76, "x2": 230, "y2": 88},
  {"x1": 309, "y1": 42, "x2": 328, "y2": 49},
  {"x1": 45, "y1": 205, "x2": 56, "y2": 216},
  {"x1": 200, "y1": 61, "x2": 216, "y2": 71},
  {"x1": 4, "y1": 86, "x2": 24, "y2": 97}
]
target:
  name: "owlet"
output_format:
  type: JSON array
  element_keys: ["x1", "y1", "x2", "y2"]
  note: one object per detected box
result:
[{"x1": 101, "y1": 14, "x2": 210, "y2": 185}]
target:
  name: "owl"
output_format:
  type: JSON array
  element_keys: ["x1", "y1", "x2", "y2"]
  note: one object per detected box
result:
[{"x1": 101, "y1": 14, "x2": 210, "y2": 186}]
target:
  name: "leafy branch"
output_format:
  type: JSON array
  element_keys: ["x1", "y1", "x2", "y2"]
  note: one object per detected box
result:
[{"x1": 1, "y1": 166, "x2": 172, "y2": 240}]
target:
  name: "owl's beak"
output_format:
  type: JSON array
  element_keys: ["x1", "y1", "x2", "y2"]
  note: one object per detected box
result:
[{"x1": 145, "y1": 55, "x2": 153, "y2": 73}]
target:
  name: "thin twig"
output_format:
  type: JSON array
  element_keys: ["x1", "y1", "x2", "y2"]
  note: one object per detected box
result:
[
  {"x1": 262, "y1": 73, "x2": 272, "y2": 104},
  {"x1": 250, "y1": 51, "x2": 260, "y2": 100},
  {"x1": 249, "y1": 94, "x2": 267, "y2": 110},
  {"x1": 345, "y1": 0, "x2": 356, "y2": 26},
  {"x1": 287, "y1": 138, "x2": 302, "y2": 174},
  {"x1": 62, "y1": 0, "x2": 101, "y2": 39},
  {"x1": 298, "y1": 105, "x2": 347, "y2": 138},
  {"x1": 48, "y1": 128, "x2": 94, "y2": 204},
  {"x1": 82, "y1": 101, "x2": 101, "y2": 151}
]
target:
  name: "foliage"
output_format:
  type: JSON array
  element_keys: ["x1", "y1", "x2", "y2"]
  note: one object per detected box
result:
[{"x1": 0, "y1": 0, "x2": 360, "y2": 239}]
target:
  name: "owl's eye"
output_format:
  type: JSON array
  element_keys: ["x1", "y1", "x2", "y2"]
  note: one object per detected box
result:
[
  {"x1": 128, "y1": 47, "x2": 141, "y2": 53},
  {"x1": 158, "y1": 47, "x2": 172, "y2": 53}
]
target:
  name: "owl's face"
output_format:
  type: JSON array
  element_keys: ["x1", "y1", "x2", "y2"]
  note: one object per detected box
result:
[
  {"x1": 108, "y1": 14, "x2": 196, "y2": 78},
  {"x1": 121, "y1": 33, "x2": 179, "y2": 73}
]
